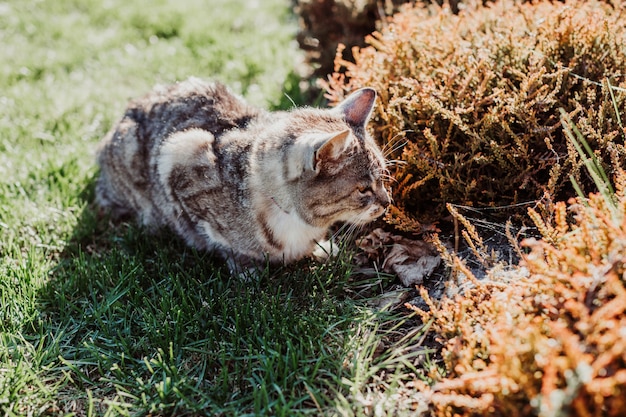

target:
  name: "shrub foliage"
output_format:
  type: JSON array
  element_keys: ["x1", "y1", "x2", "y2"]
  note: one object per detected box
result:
[
  {"x1": 409, "y1": 168, "x2": 626, "y2": 415},
  {"x1": 293, "y1": 0, "x2": 410, "y2": 77},
  {"x1": 323, "y1": 0, "x2": 626, "y2": 230}
]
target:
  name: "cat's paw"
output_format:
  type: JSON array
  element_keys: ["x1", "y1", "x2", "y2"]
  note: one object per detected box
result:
[
  {"x1": 226, "y1": 256, "x2": 265, "y2": 282},
  {"x1": 312, "y1": 240, "x2": 339, "y2": 261}
]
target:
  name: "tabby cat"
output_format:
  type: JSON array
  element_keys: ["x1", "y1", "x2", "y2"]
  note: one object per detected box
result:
[{"x1": 96, "y1": 77, "x2": 390, "y2": 271}]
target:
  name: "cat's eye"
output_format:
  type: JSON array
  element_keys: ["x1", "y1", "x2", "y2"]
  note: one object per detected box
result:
[{"x1": 357, "y1": 185, "x2": 372, "y2": 194}]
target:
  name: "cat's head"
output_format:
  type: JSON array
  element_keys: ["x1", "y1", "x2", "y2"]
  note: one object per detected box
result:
[{"x1": 287, "y1": 88, "x2": 391, "y2": 228}]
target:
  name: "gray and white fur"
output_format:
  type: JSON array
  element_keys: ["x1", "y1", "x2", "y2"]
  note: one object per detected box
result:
[{"x1": 96, "y1": 77, "x2": 390, "y2": 270}]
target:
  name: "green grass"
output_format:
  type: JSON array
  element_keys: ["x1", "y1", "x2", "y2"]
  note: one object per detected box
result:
[{"x1": 0, "y1": 0, "x2": 427, "y2": 415}]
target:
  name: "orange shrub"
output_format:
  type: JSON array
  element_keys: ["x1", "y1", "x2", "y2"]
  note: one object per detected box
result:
[
  {"x1": 324, "y1": 0, "x2": 626, "y2": 230},
  {"x1": 408, "y1": 175, "x2": 626, "y2": 416}
]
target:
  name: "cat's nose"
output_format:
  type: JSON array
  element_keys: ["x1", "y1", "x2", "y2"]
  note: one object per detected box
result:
[{"x1": 378, "y1": 191, "x2": 391, "y2": 208}]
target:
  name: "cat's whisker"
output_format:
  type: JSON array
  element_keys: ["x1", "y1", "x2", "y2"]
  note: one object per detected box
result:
[
  {"x1": 381, "y1": 132, "x2": 407, "y2": 151},
  {"x1": 332, "y1": 220, "x2": 362, "y2": 244},
  {"x1": 385, "y1": 159, "x2": 407, "y2": 168},
  {"x1": 331, "y1": 222, "x2": 355, "y2": 242},
  {"x1": 348, "y1": 222, "x2": 363, "y2": 238},
  {"x1": 382, "y1": 133, "x2": 410, "y2": 158},
  {"x1": 381, "y1": 176, "x2": 399, "y2": 185}
]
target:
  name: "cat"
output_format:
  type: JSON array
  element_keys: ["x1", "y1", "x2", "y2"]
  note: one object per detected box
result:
[{"x1": 95, "y1": 77, "x2": 390, "y2": 272}]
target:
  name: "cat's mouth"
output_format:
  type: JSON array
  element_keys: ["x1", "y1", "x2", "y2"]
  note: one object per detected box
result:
[
  {"x1": 371, "y1": 192, "x2": 391, "y2": 219},
  {"x1": 351, "y1": 203, "x2": 388, "y2": 224},
  {"x1": 370, "y1": 204, "x2": 388, "y2": 219}
]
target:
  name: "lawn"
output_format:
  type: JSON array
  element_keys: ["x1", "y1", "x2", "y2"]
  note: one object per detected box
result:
[{"x1": 0, "y1": 0, "x2": 426, "y2": 415}]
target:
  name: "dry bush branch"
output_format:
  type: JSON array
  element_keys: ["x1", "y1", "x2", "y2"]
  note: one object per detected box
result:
[
  {"x1": 410, "y1": 178, "x2": 626, "y2": 416},
  {"x1": 324, "y1": 0, "x2": 626, "y2": 229}
]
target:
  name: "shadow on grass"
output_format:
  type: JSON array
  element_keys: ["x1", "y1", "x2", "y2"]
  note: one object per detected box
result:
[{"x1": 35, "y1": 176, "x2": 370, "y2": 415}]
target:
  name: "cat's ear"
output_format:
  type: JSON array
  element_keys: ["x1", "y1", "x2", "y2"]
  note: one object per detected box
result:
[
  {"x1": 334, "y1": 88, "x2": 377, "y2": 127},
  {"x1": 286, "y1": 130, "x2": 353, "y2": 180},
  {"x1": 314, "y1": 129, "x2": 352, "y2": 169}
]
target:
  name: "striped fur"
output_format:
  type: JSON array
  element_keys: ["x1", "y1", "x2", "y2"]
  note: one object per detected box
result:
[{"x1": 96, "y1": 77, "x2": 390, "y2": 269}]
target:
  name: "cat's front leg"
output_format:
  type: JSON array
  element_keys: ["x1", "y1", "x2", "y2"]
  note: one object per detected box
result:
[
  {"x1": 225, "y1": 254, "x2": 267, "y2": 282},
  {"x1": 312, "y1": 239, "x2": 339, "y2": 261}
]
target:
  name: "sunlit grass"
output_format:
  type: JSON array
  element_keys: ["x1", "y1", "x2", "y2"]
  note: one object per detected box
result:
[{"x1": 0, "y1": 0, "x2": 426, "y2": 415}]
